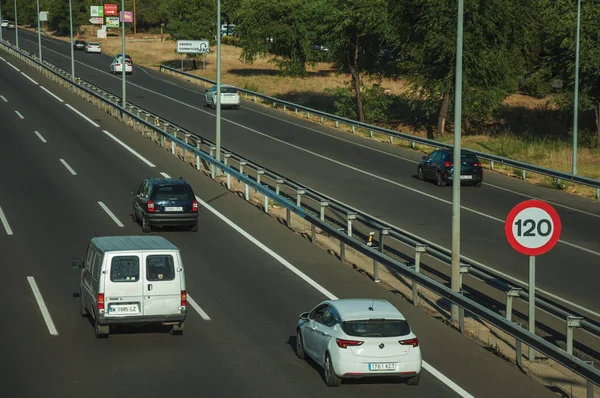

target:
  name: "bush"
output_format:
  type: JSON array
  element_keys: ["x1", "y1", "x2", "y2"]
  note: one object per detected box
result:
[
  {"x1": 326, "y1": 84, "x2": 394, "y2": 124},
  {"x1": 520, "y1": 69, "x2": 552, "y2": 99},
  {"x1": 221, "y1": 35, "x2": 241, "y2": 47}
]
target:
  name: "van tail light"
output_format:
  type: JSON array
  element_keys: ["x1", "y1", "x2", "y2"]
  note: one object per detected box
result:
[
  {"x1": 336, "y1": 338, "x2": 364, "y2": 349},
  {"x1": 181, "y1": 290, "x2": 187, "y2": 307},
  {"x1": 192, "y1": 200, "x2": 198, "y2": 212},
  {"x1": 443, "y1": 161, "x2": 453, "y2": 167},
  {"x1": 399, "y1": 338, "x2": 419, "y2": 347},
  {"x1": 147, "y1": 200, "x2": 155, "y2": 213},
  {"x1": 97, "y1": 293, "x2": 105, "y2": 310}
]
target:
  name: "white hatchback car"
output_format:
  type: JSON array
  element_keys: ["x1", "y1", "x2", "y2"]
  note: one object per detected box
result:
[
  {"x1": 85, "y1": 42, "x2": 102, "y2": 54},
  {"x1": 204, "y1": 84, "x2": 240, "y2": 110},
  {"x1": 296, "y1": 299, "x2": 422, "y2": 387},
  {"x1": 1, "y1": 20, "x2": 8, "y2": 28},
  {"x1": 110, "y1": 56, "x2": 132, "y2": 74}
]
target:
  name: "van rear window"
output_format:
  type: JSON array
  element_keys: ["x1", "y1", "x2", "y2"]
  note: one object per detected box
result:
[
  {"x1": 110, "y1": 256, "x2": 140, "y2": 282},
  {"x1": 146, "y1": 255, "x2": 175, "y2": 281}
]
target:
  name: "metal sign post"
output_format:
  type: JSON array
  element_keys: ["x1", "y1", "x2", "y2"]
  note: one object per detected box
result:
[
  {"x1": 505, "y1": 199, "x2": 562, "y2": 362},
  {"x1": 215, "y1": 0, "x2": 222, "y2": 176}
]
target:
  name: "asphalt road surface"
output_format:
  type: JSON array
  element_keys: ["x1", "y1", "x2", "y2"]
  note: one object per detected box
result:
[{"x1": 0, "y1": 49, "x2": 559, "y2": 397}]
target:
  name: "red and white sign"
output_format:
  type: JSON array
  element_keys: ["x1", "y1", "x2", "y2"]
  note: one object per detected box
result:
[
  {"x1": 504, "y1": 199, "x2": 561, "y2": 256},
  {"x1": 104, "y1": 4, "x2": 118, "y2": 16}
]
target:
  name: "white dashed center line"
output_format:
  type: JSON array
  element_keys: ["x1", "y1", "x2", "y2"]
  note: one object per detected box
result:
[
  {"x1": 34, "y1": 131, "x2": 47, "y2": 143},
  {"x1": 59, "y1": 159, "x2": 77, "y2": 175},
  {"x1": 0, "y1": 95, "x2": 7, "y2": 102},
  {"x1": 40, "y1": 86, "x2": 64, "y2": 103},
  {"x1": 102, "y1": 130, "x2": 156, "y2": 167},
  {"x1": 27, "y1": 276, "x2": 59, "y2": 336},
  {"x1": 0, "y1": 206, "x2": 13, "y2": 235},
  {"x1": 15, "y1": 110, "x2": 24, "y2": 119},
  {"x1": 65, "y1": 104, "x2": 100, "y2": 127},
  {"x1": 6, "y1": 62, "x2": 20, "y2": 72},
  {"x1": 97, "y1": 201, "x2": 124, "y2": 227},
  {"x1": 21, "y1": 72, "x2": 39, "y2": 85}
]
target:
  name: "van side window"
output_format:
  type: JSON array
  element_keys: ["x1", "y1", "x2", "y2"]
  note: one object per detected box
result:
[
  {"x1": 91, "y1": 251, "x2": 101, "y2": 281},
  {"x1": 110, "y1": 256, "x2": 140, "y2": 282},
  {"x1": 85, "y1": 244, "x2": 94, "y2": 269},
  {"x1": 146, "y1": 255, "x2": 175, "y2": 281}
]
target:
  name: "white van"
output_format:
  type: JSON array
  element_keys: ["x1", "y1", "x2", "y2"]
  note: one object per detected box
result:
[{"x1": 73, "y1": 236, "x2": 187, "y2": 338}]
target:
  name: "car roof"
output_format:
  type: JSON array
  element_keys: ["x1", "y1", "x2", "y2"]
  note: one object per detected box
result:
[
  {"x1": 145, "y1": 177, "x2": 190, "y2": 186},
  {"x1": 212, "y1": 84, "x2": 236, "y2": 88},
  {"x1": 91, "y1": 236, "x2": 178, "y2": 252},
  {"x1": 325, "y1": 299, "x2": 405, "y2": 321}
]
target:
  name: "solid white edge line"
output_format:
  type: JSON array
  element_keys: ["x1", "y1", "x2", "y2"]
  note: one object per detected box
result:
[
  {"x1": 160, "y1": 172, "x2": 171, "y2": 178},
  {"x1": 65, "y1": 104, "x2": 100, "y2": 127},
  {"x1": 0, "y1": 95, "x2": 7, "y2": 102},
  {"x1": 0, "y1": 206, "x2": 14, "y2": 235},
  {"x1": 102, "y1": 130, "x2": 156, "y2": 168},
  {"x1": 21, "y1": 72, "x2": 39, "y2": 85},
  {"x1": 0, "y1": 56, "x2": 6, "y2": 61},
  {"x1": 188, "y1": 296, "x2": 211, "y2": 320},
  {"x1": 34, "y1": 131, "x2": 47, "y2": 143},
  {"x1": 26, "y1": 276, "x2": 59, "y2": 336},
  {"x1": 59, "y1": 158, "x2": 77, "y2": 175},
  {"x1": 97, "y1": 201, "x2": 124, "y2": 227},
  {"x1": 40, "y1": 86, "x2": 64, "y2": 103},
  {"x1": 192, "y1": 193, "x2": 473, "y2": 397},
  {"x1": 6, "y1": 61, "x2": 20, "y2": 72},
  {"x1": 15, "y1": 110, "x2": 24, "y2": 119}
]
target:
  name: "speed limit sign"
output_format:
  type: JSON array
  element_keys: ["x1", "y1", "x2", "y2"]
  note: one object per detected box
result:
[{"x1": 504, "y1": 199, "x2": 562, "y2": 256}]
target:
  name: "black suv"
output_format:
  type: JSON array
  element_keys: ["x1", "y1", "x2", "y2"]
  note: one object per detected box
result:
[{"x1": 131, "y1": 178, "x2": 199, "y2": 232}]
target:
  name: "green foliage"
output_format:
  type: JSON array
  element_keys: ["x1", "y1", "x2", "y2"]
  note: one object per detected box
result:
[
  {"x1": 326, "y1": 83, "x2": 394, "y2": 124},
  {"x1": 520, "y1": 69, "x2": 552, "y2": 99},
  {"x1": 221, "y1": 35, "x2": 240, "y2": 47},
  {"x1": 166, "y1": 0, "x2": 215, "y2": 42}
]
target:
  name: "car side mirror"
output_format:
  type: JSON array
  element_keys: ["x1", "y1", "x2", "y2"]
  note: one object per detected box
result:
[
  {"x1": 72, "y1": 258, "x2": 82, "y2": 268},
  {"x1": 130, "y1": 191, "x2": 137, "y2": 196},
  {"x1": 421, "y1": 156, "x2": 427, "y2": 161},
  {"x1": 299, "y1": 312, "x2": 309, "y2": 320}
]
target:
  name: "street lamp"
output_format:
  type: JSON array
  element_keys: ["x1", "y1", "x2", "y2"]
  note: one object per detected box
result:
[
  {"x1": 121, "y1": 0, "x2": 126, "y2": 108},
  {"x1": 13, "y1": 0, "x2": 18, "y2": 49},
  {"x1": 450, "y1": 0, "x2": 464, "y2": 324},
  {"x1": 68, "y1": 0, "x2": 75, "y2": 80},
  {"x1": 36, "y1": 0, "x2": 42, "y2": 62},
  {"x1": 572, "y1": 0, "x2": 581, "y2": 175},
  {"x1": 0, "y1": 0, "x2": 4, "y2": 42},
  {"x1": 215, "y1": 0, "x2": 222, "y2": 170}
]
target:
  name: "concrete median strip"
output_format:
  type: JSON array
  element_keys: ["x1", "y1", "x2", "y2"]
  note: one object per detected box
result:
[{"x1": 26, "y1": 276, "x2": 58, "y2": 336}]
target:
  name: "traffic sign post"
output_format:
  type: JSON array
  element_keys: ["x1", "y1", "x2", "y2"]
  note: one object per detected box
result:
[{"x1": 505, "y1": 199, "x2": 562, "y2": 362}]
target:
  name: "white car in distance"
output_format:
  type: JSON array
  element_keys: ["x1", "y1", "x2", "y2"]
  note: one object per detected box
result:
[
  {"x1": 296, "y1": 299, "x2": 422, "y2": 387},
  {"x1": 85, "y1": 42, "x2": 102, "y2": 54},
  {"x1": 204, "y1": 84, "x2": 240, "y2": 110},
  {"x1": 110, "y1": 56, "x2": 132, "y2": 75},
  {"x1": 1, "y1": 20, "x2": 8, "y2": 28}
]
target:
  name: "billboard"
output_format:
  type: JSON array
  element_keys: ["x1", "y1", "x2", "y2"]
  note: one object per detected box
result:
[
  {"x1": 177, "y1": 40, "x2": 210, "y2": 54},
  {"x1": 104, "y1": 4, "x2": 118, "y2": 17},
  {"x1": 119, "y1": 11, "x2": 133, "y2": 23},
  {"x1": 105, "y1": 17, "x2": 119, "y2": 28},
  {"x1": 90, "y1": 6, "x2": 104, "y2": 17},
  {"x1": 39, "y1": 11, "x2": 48, "y2": 22}
]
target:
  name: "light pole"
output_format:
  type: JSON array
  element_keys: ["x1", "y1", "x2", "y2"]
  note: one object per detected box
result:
[
  {"x1": 121, "y1": 0, "x2": 126, "y2": 108},
  {"x1": 572, "y1": 0, "x2": 581, "y2": 175},
  {"x1": 0, "y1": 0, "x2": 3, "y2": 42},
  {"x1": 36, "y1": 0, "x2": 42, "y2": 62},
  {"x1": 68, "y1": 0, "x2": 75, "y2": 80},
  {"x1": 215, "y1": 0, "x2": 222, "y2": 169},
  {"x1": 450, "y1": 0, "x2": 464, "y2": 324},
  {"x1": 13, "y1": 0, "x2": 18, "y2": 49}
]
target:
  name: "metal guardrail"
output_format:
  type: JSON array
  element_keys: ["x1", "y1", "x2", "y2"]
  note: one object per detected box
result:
[
  {"x1": 159, "y1": 64, "x2": 600, "y2": 200},
  {"x1": 3, "y1": 40, "x2": 600, "y2": 388}
]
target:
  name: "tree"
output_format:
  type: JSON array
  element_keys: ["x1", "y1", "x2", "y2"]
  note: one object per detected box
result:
[
  {"x1": 390, "y1": 0, "x2": 535, "y2": 137},
  {"x1": 541, "y1": 0, "x2": 600, "y2": 147}
]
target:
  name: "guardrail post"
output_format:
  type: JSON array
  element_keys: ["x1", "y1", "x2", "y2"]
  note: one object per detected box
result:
[
  {"x1": 320, "y1": 116, "x2": 324, "y2": 123},
  {"x1": 283, "y1": 105, "x2": 286, "y2": 111},
  {"x1": 295, "y1": 108, "x2": 298, "y2": 115},
  {"x1": 389, "y1": 136, "x2": 394, "y2": 144},
  {"x1": 319, "y1": 201, "x2": 329, "y2": 222},
  {"x1": 411, "y1": 141, "x2": 415, "y2": 149},
  {"x1": 275, "y1": 178, "x2": 285, "y2": 196},
  {"x1": 256, "y1": 169, "x2": 265, "y2": 188},
  {"x1": 514, "y1": 322, "x2": 523, "y2": 370},
  {"x1": 253, "y1": 95, "x2": 257, "y2": 102},
  {"x1": 196, "y1": 142, "x2": 202, "y2": 170},
  {"x1": 307, "y1": 112, "x2": 310, "y2": 119},
  {"x1": 490, "y1": 161, "x2": 495, "y2": 170},
  {"x1": 264, "y1": 195, "x2": 269, "y2": 214},
  {"x1": 296, "y1": 189, "x2": 305, "y2": 208},
  {"x1": 335, "y1": 121, "x2": 339, "y2": 128},
  {"x1": 223, "y1": 153, "x2": 232, "y2": 189},
  {"x1": 566, "y1": 316, "x2": 583, "y2": 355},
  {"x1": 373, "y1": 228, "x2": 390, "y2": 283},
  {"x1": 209, "y1": 146, "x2": 216, "y2": 179},
  {"x1": 412, "y1": 244, "x2": 428, "y2": 306},
  {"x1": 596, "y1": 188, "x2": 600, "y2": 200},
  {"x1": 311, "y1": 223, "x2": 316, "y2": 243},
  {"x1": 522, "y1": 169, "x2": 526, "y2": 180},
  {"x1": 458, "y1": 264, "x2": 471, "y2": 334},
  {"x1": 184, "y1": 133, "x2": 191, "y2": 162},
  {"x1": 239, "y1": 161, "x2": 247, "y2": 179},
  {"x1": 346, "y1": 212, "x2": 357, "y2": 238},
  {"x1": 351, "y1": 126, "x2": 355, "y2": 134},
  {"x1": 585, "y1": 361, "x2": 594, "y2": 398},
  {"x1": 369, "y1": 130, "x2": 374, "y2": 138},
  {"x1": 505, "y1": 288, "x2": 523, "y2": 322},
  {"x1": 338, "y1": 228, "x2": 346, "y2": 262}
]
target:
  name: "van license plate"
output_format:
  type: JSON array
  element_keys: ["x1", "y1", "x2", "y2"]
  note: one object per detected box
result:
[
  {"x1": 109, "y1": 304, "x2": 139, "y2": 314},
  {"x1": 368, "y1": 363, "x2": 396, "y2": 371},
  {"x1": 164, "y1": 206, "x2": 183, "y2": 212}
]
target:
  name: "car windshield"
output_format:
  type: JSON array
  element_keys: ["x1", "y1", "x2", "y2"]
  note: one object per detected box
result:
[
  {"x1": 153, "y1": 184, "x2": 194, "y2": 201},
  {"x1": 341, "y1": 319, "x2": 411, "y2": 337}
]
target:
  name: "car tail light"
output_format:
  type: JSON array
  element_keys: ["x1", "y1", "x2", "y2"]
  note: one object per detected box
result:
[
  {"x1": 336, "y1": 338, "x2": 364, "y2": 349},
  {"x1": 474, "y1": 162, "x2": 482, "y2": 167},
  {"x1": 97, "y1": 293, "x2": 105, "y2": 310},
  {"x1": 192, "y1": 200, "x2": 198, "y2": 212},
  {"x1": 399, "y1": 338, "x2": 419, "y2": 347},
  {"x1": 147, "y1": 200, "x2": 155, "y2": 212},
  {"x1": 116, "y1": 63, "x2": 121, "y2": 67},
  {"x1": 181, "y1": 290, "x2": 187, "y2": 307},
  {"x1": 443, "y1": 161, "x2": 453, "y2": 167}
]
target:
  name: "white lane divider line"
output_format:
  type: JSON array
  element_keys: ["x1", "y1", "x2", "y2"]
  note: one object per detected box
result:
[
  {"x1": 15, "y1": 110, "x2": 24, "y2": 119},
  {"x1": 160, "y1": 172, "x2": 171, "y2": 178},
  {"x1": 26, "y1": 276, "x2": 59, "y2": 336},
  {"x1": 34, "y1": 131, "x2": 47, "y2": 143},
  {"x1": 21, "y1": 72, "x2": 39, "y2": 85},
  {"x1": 102, "y1": 130, "x2": 156, "y2": 167},
  {"x1": 192, "y1": 193, "x2": 474, "y2": 398},
  {"x1": 40, "y1": 86, "x2": 64, "y2": 103},
  {"x1": 97, "y1": 201, "x2": 124, "y2": 227},
  {"x1": 0, "y1": 206, "x2": 14, "y2": 235},
  {"x1": 0, "y1": 95, "x2": 7, "y2": 102},
  {"x1": 65, "y1": 104, "x2": 100, "y2": 127},
  {"x1": 59, "y1": 159, "x2": 77, "y2": 175},
  {"x1": 0, "y1": 56, "x2": 6, "y2": 61},
  {"x1": 6, "y1": 62, "x2": 20, "y2": 72},
  {"x1": 188, "y1": 296, "x2": 211, "y2": 320}
]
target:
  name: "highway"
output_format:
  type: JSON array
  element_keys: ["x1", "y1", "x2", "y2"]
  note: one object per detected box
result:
[
  {"x1": 0, "y1": 47, "x2": 557, "y2": 397},
  {"x1": 1, "y1": 32, "x2": 599, "y2": 312}
]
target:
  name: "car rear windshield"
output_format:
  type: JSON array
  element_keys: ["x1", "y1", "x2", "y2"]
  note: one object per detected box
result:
[
  {"x1": 341, "y1": 319, "x2": 411, "y2": 337},
  {"x1": 450, "y1": 154, "x2": 479, "y2": 162},
  {"x1": 221, "y1": 87, "x2": 237, "y2": 94},
  {"x1": 153, "y1": 184, "x2": 194, "y2": 201}
]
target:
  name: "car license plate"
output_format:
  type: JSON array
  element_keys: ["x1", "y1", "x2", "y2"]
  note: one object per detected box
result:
[
  {"x1": 164, "y1": 206, "x2": 183, "y2": 211},
  {"x1": 368, "y1": 363, "x2": 396, "y2": 371},
  {"x1": 460, "y1": 175, "x2": 472, "y2": 180},
  {"x1": 109, "y1": 304, "x2": 139, "y2": 314}
]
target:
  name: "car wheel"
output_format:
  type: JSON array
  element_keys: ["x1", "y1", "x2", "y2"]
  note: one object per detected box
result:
[
  {"x1": 324, "y1": 352, "x2": 341, "y2": 387},
  {"x1": 79, "y1": 289, "x2": 88, "y2": 317},
  {"x1": 142, "y1": 216, "x2": 151, "y2": 233},
  {"x1": 405, "y1": 372, "x2": 421, "y2": 386},
  {"x1": 170, "y1": 322, "x2": 184, "y2": 335},
  {"x1": 190, "y1": 223, "x2": 198, "y2": 232},
  {"x1": 473, "y1": 180, "x2": 482, "y2": 187},
  {"x1": 295, "y1": 329, "x2": 305, "y2": 359},
  {"x1": 94, "y1": 317, "x2": 109, "y2": 338},
  {"x1": 211, "y1": 101, "x2": 216, "y2": 110},
  {"x1": 436, "y1": 171, "x2": 446, "y2": 187},
  {"x1": 417, "y1": 166, "x2": 424, "y2": 181}
]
